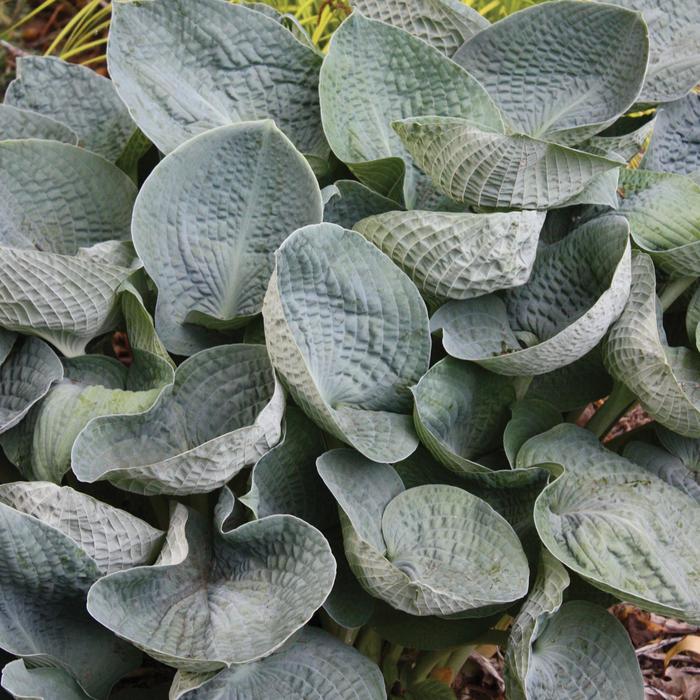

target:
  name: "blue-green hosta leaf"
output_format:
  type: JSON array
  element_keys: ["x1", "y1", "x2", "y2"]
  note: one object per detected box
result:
[
  {"x1": 132, "y1": 120, "x2": 323, "y2": 356},
  {"x1": 656, "y1": 424, "x2": 700, "y2": 470},
  {"x1": 263, "y1": 224, "x2": 430, "y2": 463},
  {"x1": 503, "y1": 399, "x2": 561, "y2": 468},
  {"x1": 240, "y1": 407, "x2": 334, "y2": 530},
  {"x1": 504, "y1": 549, "x2": 643, "y2": 700},
  {"x1": 318, "y1": 449, "x2": 529, "y2": 617},
  {"x1": 87, "y1": 503, "x2": 335, "y2": 672},
  {"x1": 107, "y1": 0, "x2": 326, "y2": 160},
  {"x1": 319, "y1": 13, "x2": 503, "y2": 206},
  {"x1": 322, "y1": 180, "x2": 399, "y2": 230},
  {"x1": 604, "y1": 253, "x2": 700, "y2": 437},
  {"x1": 611, "y1": 168, "x2": 700, "y2": 276},
  {"x1": 0, "y1": 350, "x2": 173, "y2": 483},
  {"x1": 5, "y1": 56, "x2": 135, "y2": 161},
  {"x1": 72, "y1": 344, "x2": 284, "y2": 495},
  {"x1": 610, "y1": 0, "x2": 700, "y2": 103},
  {"x1": 354, "y1": 209, "x2": 545, "y2": 303},
  {"x1": 351, "y1": 0, "x2": 487, "y2": 55},
  {"x1": 0, "y1": 482, "x2": 163, "y2": 698},
  {"x1": 0, "y1": 103, "x2": 78, "y2": 144},
  {"x1": 642, "y1": 93, "x2": 700, "y2": 178},
  {"x1": 169, "y1": 627, "x2": 385, "y2": 700},
  {"x1": 518, "y1": 424, "x2": 700, "y2": 623},
  {"x1": 412, "y1": 358, "x2": 517, "y2": 474},
  {"x1": 1, "y1": 659, "x2": 90, "y2": 700},
  {"x1": 583, "y1": 118, "x2": 655, "y2": 162},
  {"x1": 453, "y1": 1, "x2": 648, "y2": 145},
  {"x1": 0, "y1": 329, "x2": 16, "y2": 364},
  {"x1": 393, "y1": 116, "x2": 622, "y2": 209},
  {"x1": 432, "y1": 216, "x2": 631, "y2": 375},
  {"x1": 0, "y1": 337, "x2": 62, "y2": 434}
]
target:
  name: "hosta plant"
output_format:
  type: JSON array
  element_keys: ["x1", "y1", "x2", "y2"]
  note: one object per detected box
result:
[{"x1": 1, "y1": 0, "x2": 699, "y2": 698}]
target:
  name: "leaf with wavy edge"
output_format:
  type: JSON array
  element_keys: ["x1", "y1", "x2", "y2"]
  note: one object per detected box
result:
[
  {"x1": 319, "y1": 13, "x2": 503, "y2": 206},
  {"x1": 393, "y1": 116, "x2": 622, "y2": 209},
  {"x1": 0, "y1": 350, "x2": 173, "y2": 483},
  {"x1": 2, "y1": 659, "x2": 91, "y2": 700},
  {"x1": 604, "y1": 253, "x2": 700, "y2": 436},
  {"x1": 0, "y1": 337, "x2": 62, "y2": 434},
  {"x1": 0, "y1": 103, "x2": 78, "y2": 144},
  {"x1": 87, "y1": 502, "x2": 335, "y2": 672},
  {"x1": 504, "y1": 399, "x2": 561, "y2": 468},
  {"x1": 584, "y1": 118, "x2": 655, "y2": 162},
  {"x1": 453, "y1": 1, "x2": 648, "y2": 145},
  {"x1": 518, "y1": 424, "x2": 700, "y2": 623},
  {"x1": 322, "y1": 180, "x2": 398, "y2": 230},
  {"x1": 132, "y1": 121, "x2": 322, "y2": 356},
  {"x1": 0, "y1": 482, "x2": 162, "y2": 698},
  {"x1": 73, "y1": 344, "x2": 283, "y2": 495},
  {"x1": 351, "y1": 0, "x2": 487, "y2": 55},
  {"x1": 5, "y1": 56, "x2": 135, "y2": 161},
  {"x1": 432, "y1": 216, "x2": 631, "y2": 375},
  {"x1": 169, "y1": 627, "x2": 385, "y2": 700},
  {"x1": 107, "y1": 0, "x2": 326, "y2": 160},
  {"x1": 263, "y1": 223, "x2": 429, "y2": 463},
  {"x1": 354, "y1": 209, "x2": 544, "y2": 303},
  {"x1": 317, "y1": 448, "x2": 529, "y2": 617},
  {"x1": 412, "y1": 358, "x2": 517, "y2": 474}
]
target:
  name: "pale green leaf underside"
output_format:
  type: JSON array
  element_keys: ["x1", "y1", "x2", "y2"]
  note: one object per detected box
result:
[
  {"x1": 132, "y1": 120, "x2": 323, "y2": 356},
  {"x1": 518, "y1": 424, "x2": 700, "y2": 623},
  {"x1": 170, "y1": 627, "x2": 386, "y2": 699},
  {"x1": 1, "y1": 659, "x2": 90, "y2": 700},
  {"x1": 87, "y1": 504, "x2": 335, "y2": 671},
  {"x1": 263, "y1": 224, "x2": 429, "y2": 463},
  {"x1": 5, "y1": 56, "x2": 135, "y2": 161},
  {"x1": 604, "y1": 253, "x2": 700, "y2": 437},
  {"x1": 393, "y1": 116, "x2": 622, "y2": 209},
  {"x1": 73, "y1": 344, "x2": 284, "y2": 495},
  {"x1": 107, "y1": 0, "x2": 326, "y2": 158},
  {"x1": 354, "y1": 209, "x2": 545, "y2": 302},
  {"x1": 432, "y1": 216, "x2": 631, "y2": 375},
  {"x1": 453, "y1": 0, "x2": 648, "y2": 144},
  {"x1": 0, "y1": 103, "x2": 78, "y2": 144}
]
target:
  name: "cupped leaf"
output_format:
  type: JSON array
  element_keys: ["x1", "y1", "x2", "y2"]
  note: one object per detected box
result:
[
  {"x1": 0, "y1": 103, "x2": 77, "y2": 144},
  {"x1": 1, "y1": 659, "x2": 90, "y2": 700},
  {"x1": 1, "y1": 350, "x2": 173, "y2": 483},
  {"x1": 453, "y1": 0, "x2": 648, "y2": 144},
  {"x1": 169, "y1": 627, "x2": 385, "y2": 700},
  {"x1": 73, "y1": 344, "x2": 284, "y2": 495},
  {"x1": 318, "y1": 449, "x2": 529, "y2": 617},
  {"x1": 263, "y1": 224, "x2": 430, "y2": 463},
  {"x1": 642, "y1": 93, "x2": 700, "y2": 178},
  {"x1": 322, "y1": 180, "x2": 399, "y2": 230},
  {"x1": 319, "y1": 12, "x2": 503, "y2": 206},
  {"x1": 354, "y1": 209, "x2": 544, "y2": 302},
  {"x1": 518, "y1": 424, "x2": 700, "y2": 623},
  {"x1": 107, "y1": 0, "x2": 326, "y2": 159},
  {"x1": 5, "y1": 56, "x2": 135, "y2": 161},
  {"x1": 0, "y1": 337, "x2": 62, "y2": 434},
  {"x1": 132, "y1": 120, "x2": 323, "y2": 356},
  {"x1": 393, "y1": 116, "x2": 622, "y2": 209},
  {"x1": 503, "y1": 399, "x2": 561, "y2": 468},
  {"x1": 351, "y1": 0, "x2": 487, "y2": 55},
  {"x1": 87, "y1": 503, "x2": 336, "y2": 671},
  {"x1": 604, "y1": 253, "x2": 700, "y2": 436},
  {"x1": 412, "y1": 357, "x2": 517, "y2": 474},
  {"x1": 432, "y1": 216, "x2": 631, "y2": 375}
]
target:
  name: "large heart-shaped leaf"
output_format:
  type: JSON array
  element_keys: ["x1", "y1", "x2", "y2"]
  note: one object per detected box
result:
[
  {"x1": 131, "y1": 120, "x2": 323, "y2": 356},
  {"x1": 393, "y1": 116, "x2": 622, "y2": 209},
  {"x1": 169, "y1": 627, "x2": 385, "y2": 699},
  {"x1": 453, "y1": 0, "x2": 648, "y2": 145},
  {"x1": 87, "y1": 502, "x2": 335, "y2": 671},
  {"x1": 0, "y1": 103, "x2": 77, "y2": 144},
  {"x1": 432, "y1": 216, "x2": 631, "y2": 375},
  {"x1": 5, "y1": 56, "x2": 136, "y2": 161},
  {"x1": 2, "y1": 659, "x2": 90, "y2": 700},
  {"x1": 0, "y1": 482, "x2": 163, "y2": 698},
  {"x1": 354, "y1": 209, "x2": 545, "y2": 303},
  {"x1": 107, "y1": 0, "x2": 326, "y2": 161},
  {"x1": 604, "y1": 253, "x2": 700, "y2": 436},
  {"x1": 73, "y1": 344, "x2": 284, "y2": 495},
  {"x1": 518, "y1": 424, "x2": 700, "y2": 623},
  {"x1": 318, "y1": 449, "x2": 529, "y2": 617},
  {"x1": 319, "y1": 12, "x2": 503, "y2": 206},
  {"x1": 263, "y1": 223, "x2": 430, "y2": 463}
]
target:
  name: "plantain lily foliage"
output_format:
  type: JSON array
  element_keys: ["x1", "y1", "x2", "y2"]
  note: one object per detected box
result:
[{"x1": 0, "y1": 0, "x2": 699, "y2": 697}]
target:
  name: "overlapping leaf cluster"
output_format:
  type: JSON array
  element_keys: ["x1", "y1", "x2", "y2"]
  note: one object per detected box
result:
[{"x1": 0, "y1": 0, "x2": 699, "y2": 698}]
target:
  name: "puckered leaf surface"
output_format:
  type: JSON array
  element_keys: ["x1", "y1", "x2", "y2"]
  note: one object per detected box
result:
[{"x1": 0, "y1": 103, "x2": 77, "y2": 144}]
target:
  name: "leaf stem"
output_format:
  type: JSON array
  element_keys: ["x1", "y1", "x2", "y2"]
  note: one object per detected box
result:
[
  {"x1": 319, "y1": 610, "x2": 360, "y2": 646},
  {"x1": 408, "y1": 649, "x2": 451, "y2": 686},
  {"x1": 381, "y1": 643, "x2": 404, "y2": 692},
  {"x1": 659, "y1": 276, "x2": 695, "y2": 312},
  {"x1": 355, "y1": 626, "x2": 383, "y2": 665},
  {"x1": 446, "y1": 644, "x2": 476, "y2": 681},
  {"x1": 585, "y1": 382, "x2": 637, "y2": 439}
]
